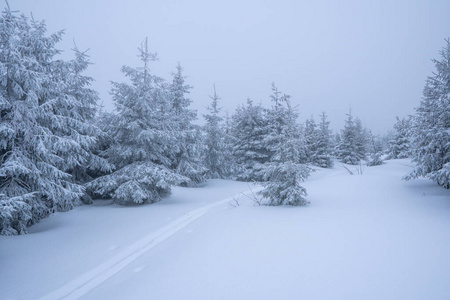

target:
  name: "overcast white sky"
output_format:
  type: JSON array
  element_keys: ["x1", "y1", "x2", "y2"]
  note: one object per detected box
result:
[{"x1": 14, "y1": 0, "x2": 450, "y2": 133}]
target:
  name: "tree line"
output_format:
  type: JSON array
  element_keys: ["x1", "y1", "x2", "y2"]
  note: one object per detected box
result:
[{"x1": 0, "y1": 6, "x2": 448, "y2": 235}]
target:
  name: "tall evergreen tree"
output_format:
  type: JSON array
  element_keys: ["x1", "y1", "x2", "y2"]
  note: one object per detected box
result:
[
  {"x1": 59, "y1": 45, "x2": 113, "y2": 204},
  {"x1": 259, "y1": 84, "x2": 310, "y2": 206},
  {"x1": 223, "y1": 110, "x2": 238, "y2": 177},
  {"x1": 87, "y1": 39, "x2": 187, "y2": 205},
  {"x1": 169, "y1": 63, "x2": 206, "y2": 185},
  {"x1": 407, "y1": 40, "x2": 450, "y2": 188},
  {"x1": 0, "y1": 7, "x2": 105, "y2": 234},
  {"x1": 231, "y1": 99, "x2": 269, "y2": 181},
  {"x1": 203, "y1": 85, "x2": 229, "y2": 178},
  {"x1": 313, "y1": 112, "x2": 334, "y2": 168}
]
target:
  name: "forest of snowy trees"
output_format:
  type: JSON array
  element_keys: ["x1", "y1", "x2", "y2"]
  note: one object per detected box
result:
[{"x1": 0, "y1": 6, "x2": 448, "y2": 235}]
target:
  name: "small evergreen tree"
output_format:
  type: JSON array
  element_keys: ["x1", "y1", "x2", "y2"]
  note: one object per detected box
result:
[
  {"x1": 337, "y1": 110, "x2": 365, "y2": 165},
  {"x1": 366, "y1": 133, "x2": 384, "y2": 166},
  {"x1": 354, "y1": 118, "x2": 369, "y2": 160},
  {"x1": 387, "y1": 116, "x2": 411, "y2": 159},
  {"x1": 304, "y1": 116, "x2": 317, "y2": 163},
  {"x1": 258, "y1": 84, "x2": 310, "y2": 206}
]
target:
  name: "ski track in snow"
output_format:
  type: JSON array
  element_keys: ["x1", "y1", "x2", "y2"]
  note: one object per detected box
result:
[{"x1": 39, "y1": 188, "x2": 261, "y2": 300}]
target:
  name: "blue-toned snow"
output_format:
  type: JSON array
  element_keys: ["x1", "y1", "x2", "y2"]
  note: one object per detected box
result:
[{"x1": 1, "y1": 159, "x2": 449, "y2": 300}]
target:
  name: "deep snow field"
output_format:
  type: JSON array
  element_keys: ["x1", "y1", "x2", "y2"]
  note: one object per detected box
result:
[{"x1": 1, "y1": 159, "x2": 450, "y2": 300}]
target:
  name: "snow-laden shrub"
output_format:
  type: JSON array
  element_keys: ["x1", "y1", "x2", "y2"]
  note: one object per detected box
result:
[
  {"x1": 259, "y1": 161, "x2": 310, "y2": 206},
  {"x1": 87, "y1": 162, "x2": 188, "y2": 205},
  {"x1": 366, "y1": 153, "x2": 384, "y2": 167}
]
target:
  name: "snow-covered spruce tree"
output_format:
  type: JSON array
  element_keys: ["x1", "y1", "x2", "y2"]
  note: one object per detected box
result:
[
  {"x1": 313, "y1": 112, "x2": 334, "y2": 168},
  {"x1": 203, "y1": 85, "x2": 230, "y2": 178},
  {"x1": 0, "y1": 7, "x2": 105, "y2": 234},
  {"x1": 406, "y1": 40, "x2": 450, "y2": 188},
  {"x1": 258, "y1": 84, "x2": 310, "y2": 206},
  {"x1": 56, "y1": 45, "x2": 113, "y2": 205},
  {"x1": 262, "y1": 84, "x2": 283, "y2": 157},
  {"x1": 354, "y1": 118, "x2": 369, "y2": 160},
  {"x1": 231, "y1": 99, "x2": 270, "y2": 181},
  {"x1": 366, "y1": 132, "x2": 384, "y2": 166},
  {"x1": 223, "y1": 110, "x2": 239, "y2": 177},
  {"x1": 337, "y1": 110, "x2": 365, "y2": 165},
  {"x1": 168, "y1": 63, "x2": 206, "y2": 185},
  {"x1": 87, "y1": 39, "x2": 187, "y2": 205},
  {"x1": 333, "y1": 132, "x2": 341, "y2": 156},
  {"x1": 387, "y1": 116, "x2": 411, "y2": 159},
  {"x1": 304, "y1": 116, "x2": 317, "y2": 163}
]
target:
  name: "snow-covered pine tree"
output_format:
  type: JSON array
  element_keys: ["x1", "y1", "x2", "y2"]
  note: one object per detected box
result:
[
  {"x1": 313, "y1": 112, "x2": 334, "y2": 168},
  {"x1": 333, "y1": 133, "x2": 341, "y2": 156},
  {"x1": 304, "y1": 116, "x2": 317, "y2": 164},
  {"x1": 203, "y1": 85, "x2": 229, "y2": 179},
  {"x1": 57, "y1": 45, "x2": 113, "y2": 205},
  {"x1": 354, "y1": 117, "x2": 368, "y2": 160},
  {"x1": 387, "y1": 116, "x2": 411, "y2": 159},
  {"x1": 169, "y1": 63, "x2": 206, "y2": 185},
  {"x1": 258, "y1": 84, "x2": 310, "y2": 206},
  {"x1": 87, "y1": 39, "x2": 187, "y2": 205},
  {"x1": 366, "y1": 132, "x2": 384, "y2": 166},
  {"x1": 0, "y1": 6, "x2": 104, "y2": 234},
  {"x1": 263, "y1": 83, "x2": 288, "y2": 158},
  {"x1": 223, "y1": 110, "x2": 238, "y2": 177},
  {"x1": 406, "y1": 40, "x2": 450, "y2": 188},
  {"x1": 231, "y1": 99, "x2": 269, "y2": 181},
  {"x1": 337, "y1": 110, "x2": 365, "y2": 165}
]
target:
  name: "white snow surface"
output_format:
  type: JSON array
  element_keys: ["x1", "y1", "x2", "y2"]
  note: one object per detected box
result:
[{"x1": 1, "y1": 159, "x2": 450, "y2": 300}]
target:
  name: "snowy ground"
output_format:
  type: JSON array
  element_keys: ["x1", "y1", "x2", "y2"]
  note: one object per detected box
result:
[{"x1": 1, "y1": 159, "x2": 450, "y2": 300}]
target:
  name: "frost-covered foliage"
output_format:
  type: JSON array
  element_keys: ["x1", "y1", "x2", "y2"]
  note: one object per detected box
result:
[
  {"x1": 88, "y1": 39, "x2": 188, "y2": 204},
  {"x1": 304, "y1": 116, "x2": 317, "y2": 163},
  {"x1": 0, "y1": 6, "x2": 106, "y2": 235},
  {"x1": 231, "y1": 99, "x2": 270, "y2": 181},
  {"x1": 223, "y1": 110, "x2": 239, "y2": 177},
  {"x1": 0, "y1": 193, "x2": 32, "y2": 235},
  {"x1": 366, "y1": 133, "x2": 385, "y2": 167},
  {"x1": 311, "y1": 112, "x2": 334, "y2": 168},
  {"x1": 406, "y1": 40, "x2": 450, "y2": 188},
  {"x1": 337, "y1": 111, "x2": 366, "y2": 165},
  {"x1": 87, "y1": 162, "x2": 182, "y2": 205},
  {"x1": 58, "y1": 46, "x2": 113, "y2": 205},
  {"x1": 258, "y1": 84, "x2": 310, "y2": 206},
  {"x1": 387, "y1": 116, "x2": 411, "y2": 159},
  {"x1": 203, "y1": 85, "x2": 232, "y2": 179},
  {"x1": 333, "y1": 133, "x2": 341, "y2": 156},
  {"x1": 366, "y1": 153, "x2": 384, "y2": 167},
  {"x1": 169, "y1": 63, "x2": 206, "y2": 185}
]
